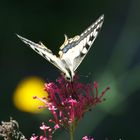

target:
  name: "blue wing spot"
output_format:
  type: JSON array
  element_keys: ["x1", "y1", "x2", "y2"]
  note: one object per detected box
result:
[{"x1": 62, "y1": 43, "x2": 74, "y2": 53}]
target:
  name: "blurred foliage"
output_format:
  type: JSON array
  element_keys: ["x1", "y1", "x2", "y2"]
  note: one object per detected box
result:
[{"x1": 0, "y1": 0, "x2": 140, "y2": 140}]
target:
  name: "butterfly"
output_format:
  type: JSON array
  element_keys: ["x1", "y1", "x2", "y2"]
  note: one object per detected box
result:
[{"x1": 17, "y1": 14, "x2": 104, "y2": 82}]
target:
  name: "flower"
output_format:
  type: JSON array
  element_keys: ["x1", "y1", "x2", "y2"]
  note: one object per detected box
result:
[
  {"x1": 34, "y1": 74, "x2": 110, "y2": 134},
  {"x1": 30, "y1": 123, "x2": 53, "y2": 140},
  {"x1": 30, "y1": 135, "x2": 38, "y2": 140},
  {"x1": 82, "y1": 136, "x2": 94, "y2": 140}
]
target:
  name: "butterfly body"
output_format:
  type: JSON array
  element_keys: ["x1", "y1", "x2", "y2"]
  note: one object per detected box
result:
[{"x1": 17, "y1": 15, "x2": 104, "y2": 81}]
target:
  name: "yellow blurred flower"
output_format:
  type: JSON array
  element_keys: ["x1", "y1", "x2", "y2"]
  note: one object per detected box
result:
[{"x1": 13, "y1": 76, "x2": 48, "y2": 113}]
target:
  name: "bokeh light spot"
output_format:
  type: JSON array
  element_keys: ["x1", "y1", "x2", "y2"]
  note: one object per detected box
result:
[{"x1": 13, "y1": 76, "x2": 48, "y2": 113}]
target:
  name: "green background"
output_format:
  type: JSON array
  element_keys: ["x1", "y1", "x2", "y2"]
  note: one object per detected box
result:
[{"x1": 0, "y1": 0, "x2": 140, "y2": 139}]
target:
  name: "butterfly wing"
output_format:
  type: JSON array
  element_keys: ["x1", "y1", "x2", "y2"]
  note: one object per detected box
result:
[
  {"x1": 59, "y1": 15, "x2": 104, "y2": 72},
  {"x1": 17, "y1": 34, "x2": 68, "y2": 75},
  {"x1": 73, "y1": 14, "x2": 104, "y2": 71}
]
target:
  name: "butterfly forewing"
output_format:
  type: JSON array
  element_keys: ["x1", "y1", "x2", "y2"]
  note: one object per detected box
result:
[
  {"x1": 58, "y1": 15, "x2": 104, "y2": 72},
  {"x1": 73, "y1": 14, "x2": 104, "y2": 71},
  {"x1": 16, "y1": 34, "x2": 69, "y2": 75}
]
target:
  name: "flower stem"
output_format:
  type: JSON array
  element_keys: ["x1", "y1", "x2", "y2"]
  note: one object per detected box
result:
[
  {"x1": 70, "y1": 123, "x2": 75, "y2": 140},
  {"x1": 70, "y1": 129, "x2": 74, "y2": 140}
]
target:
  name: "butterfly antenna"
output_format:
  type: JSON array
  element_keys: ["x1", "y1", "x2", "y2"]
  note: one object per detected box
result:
[
  {"x1": 79, "y1": 72, "x2": 92, "y2": 78},
  {"x1": 78, "y1": 72, "x2": 93, "y2": 83}
]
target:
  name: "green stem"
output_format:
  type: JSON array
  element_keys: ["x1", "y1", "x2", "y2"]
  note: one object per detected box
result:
[
  {"x1": 70, "y1": 124, "x2": 75, "y2": 140},
  {"x1": 70, "y1": 129, "x2": 74, "y2": 140}
]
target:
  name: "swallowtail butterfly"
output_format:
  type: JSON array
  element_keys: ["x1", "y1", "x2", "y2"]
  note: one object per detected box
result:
[{"x1": 17, "y1": 15, "x2": 104, "y2": 81}]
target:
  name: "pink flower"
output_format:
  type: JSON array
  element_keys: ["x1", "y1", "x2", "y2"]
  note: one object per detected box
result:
[
  {"x1": 82, "y1": 136, "x2": 94, "y2": 140},
  {"x1": 33, "y1": 74, "x2": 109, "y2": 139},
  {"x1": 30, "y1": 123, "x2": 53, "y2": 140},
  {"x1": 40, "y1": 123, "x2": 50, "y2": 130},
  {"x1": 35, "y1": 75, "x2": 109, "y2": 130},
  {"x1": 30, "y1": 135, "x2": 38, "y2": 140}
]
